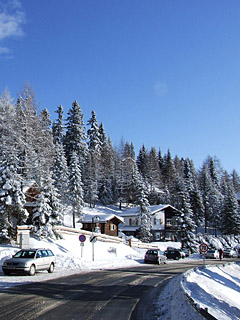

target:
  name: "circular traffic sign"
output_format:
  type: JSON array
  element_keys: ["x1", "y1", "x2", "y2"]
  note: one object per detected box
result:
[
  {"x1": 79, "y1": 234, "x2": 86, "y2": 242},
  {"x1": 199, "y1": 243, "x2": 209, "y2": 253}
]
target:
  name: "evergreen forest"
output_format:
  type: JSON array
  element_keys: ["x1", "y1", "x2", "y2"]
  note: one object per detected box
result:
[{"x1": 1, "y1": 86, "x2": 240, "y2": 242}]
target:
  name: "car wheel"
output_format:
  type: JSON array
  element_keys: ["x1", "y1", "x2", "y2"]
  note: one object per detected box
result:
[
  {"x1": 175, "y1": 255, "x2": 180, "y2": 260},
  {"x1": 28, "y1": 264, "x2": 36, "y2": 276},
  {"x1": 48, "y1": 263, "x2": 55, "y2": 273}
]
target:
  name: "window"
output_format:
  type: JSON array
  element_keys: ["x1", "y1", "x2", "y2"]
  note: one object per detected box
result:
[
  {"x1": 129, "y1": 218, "x2": 132, "y2": 226},
  {"x1": 109, "y1": 224, "x2": 115, "y2": 231},
  {"x1": 155, "y1": 232, "x2": 160, "y2": 240}
]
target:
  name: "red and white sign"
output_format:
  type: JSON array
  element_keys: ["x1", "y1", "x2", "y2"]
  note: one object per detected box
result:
[{"x1": 199, "y1": 243, "x2": 209, "y2": 253}]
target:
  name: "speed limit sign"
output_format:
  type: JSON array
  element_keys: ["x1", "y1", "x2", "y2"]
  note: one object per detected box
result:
[{"x1": 199, "y1": 243, "x2": 209, "y2": 253}]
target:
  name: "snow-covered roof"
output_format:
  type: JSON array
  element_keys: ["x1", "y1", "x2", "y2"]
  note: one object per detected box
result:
[
  {"x1": 118, "y1": 204, "x2": 180, "y2": 217},
  {"x1": 118, "y1": 226, "x2": 138, "y2": 232},
  {"x1": 79, "y1": 214, "x2": 124, "y2": 224}
]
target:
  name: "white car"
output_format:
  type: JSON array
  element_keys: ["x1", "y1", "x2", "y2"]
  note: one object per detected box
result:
[
  {"x1": 205, "y1": 249, "x2": 219, "y2": 259},
  {"x1": 223, "y1": 248, "x2": 238, "y2": 258},
  {"x1": 2, "y1": 248, "x2": 56, "y2": 276}
]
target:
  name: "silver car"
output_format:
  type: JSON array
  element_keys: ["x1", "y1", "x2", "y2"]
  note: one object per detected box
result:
[
  {"x1": 205, "y1": 249, "x2": 219, "y2": 259},
  {"x1": 2, "y1": 248, "x2": 56, "y2": 276},
  {"x1": 144, "y1": 249, "x2": 167, "y2": 265}
]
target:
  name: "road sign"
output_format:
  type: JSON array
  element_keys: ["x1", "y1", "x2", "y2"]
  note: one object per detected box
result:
[
  {"x1": 79, "y1": 234, "x2": 86, "y2": 243},
  {"x1": 90, "y1": 235, "x2": 97, "y2": 243},
  {"x1": 199, "y1": 243, "x2": 209, "y2": 253}
]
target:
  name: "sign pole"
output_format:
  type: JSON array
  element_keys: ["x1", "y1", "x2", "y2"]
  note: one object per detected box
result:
[
  {"x1": 199, "y1": 243, "x2": 209, "y2": 267},
  {"x1": 79, "y1": 234, "x2": 86, "y2": 259}
]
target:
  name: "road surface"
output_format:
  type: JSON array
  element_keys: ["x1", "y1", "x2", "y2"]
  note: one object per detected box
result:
[{"x1": 0, "y1": 259, "x2": 238, "y2": 320}]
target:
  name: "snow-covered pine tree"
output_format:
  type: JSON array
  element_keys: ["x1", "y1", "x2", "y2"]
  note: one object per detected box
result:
[
  {"x1": 87, "y1": 110, "x2": 102, "y2": 152},
  {"x1": 148, "y1": 147, "x2": 162, "y2": 194},
  {"x1": 158, "y1": 149, "x2": 164, "y2": 172},
  {"x1": 183, "y1": 159, "x2": 204, "y2": 226},
  {"x1": 32, "y1": 172, "x2": 61, "y2": 237},
  {"x1": 231, "y1": 169, "x2": 240, "y2": 193},
  {"x1": 221, "y1": 175, "x2": 240, "y2": 235},
  {"x1": 115, "y1": 146, "x2": 138, "y2": 206},
  {"x1": 0, "y1": 88, "x2": 16, "y2": 153},
  {"x1": 85, "y1": 110, "x2": 102, "y2": 203},
  {"x1": 64, "y1": 100, "x2": 87, "y2": 168},
  {"x1": 98, "y1": 137, "x2": 115, "y2": 205},
  {"x1": 52, "y1": 141, "x2": 69, "y2": 210},
  {"x1": 68, "y1": 151, "x2": 84, "y2": 228},
  {"x1": 52, "y1": 105, "x2": 65, "y2": 144},
  {"x1": 161, "y1": 149, "x2": 178, "y2": 200},
  {"x1": 135, "y1": 172, "x2": 152, "y2": 243},
  {"x1": 15, "y1": 85, "x2": 40, "y2": 179},
  {"x1": 136, "y1": 145, "x2": 149, "y2": 181},
  {"x1": 82, "y1": 151, "x2": 98, "y2": 207},
  {"x1": 99, "y1": 122, "x2": 107, "y2": 145},
  {"x1": 37, "y1": 108, "x2": 55, "y2": 172},
  {"x1": 168, "y1": 169, "x2": 196, "y2": 247},
  {"x1": 199, "y1": 160, "x2": 223, "y2": 232},
  {"x1": 0, "y1": 156, "x2": 27, "y2": 240}
]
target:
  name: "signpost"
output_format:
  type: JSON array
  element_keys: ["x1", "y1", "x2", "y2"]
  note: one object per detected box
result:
[
  {"x1": 79, "y1": 234, "x2": 86, "y2": 258},
  {"x1": 199, "y1": 243, "x2": 209, "y2": 266}
]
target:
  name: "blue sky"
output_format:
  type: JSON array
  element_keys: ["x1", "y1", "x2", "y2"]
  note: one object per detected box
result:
[{"x1": 1, "y1": 0, "x2": 240, "y2": 173}]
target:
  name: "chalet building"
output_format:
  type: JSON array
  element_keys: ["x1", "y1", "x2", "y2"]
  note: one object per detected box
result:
[
  {"x1": 79, "y1": 214, "x2": 124, "y2": 237},
  {"x1": 118, "y1": 204, "x2": 183, "y2": 241}
]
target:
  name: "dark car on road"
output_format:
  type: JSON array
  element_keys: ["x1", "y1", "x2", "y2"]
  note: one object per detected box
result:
[
  {"x1": 144, "y1": 249, "x2": 167, "y2": 265},
  {"x1": 164, "y1": 248, "x2": 184, "y2": 260}
]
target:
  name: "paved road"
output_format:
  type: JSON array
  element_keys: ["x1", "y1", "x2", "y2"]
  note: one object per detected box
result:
[{"x1": 0, "y1": 259, "x2": 238, "y2": 320}]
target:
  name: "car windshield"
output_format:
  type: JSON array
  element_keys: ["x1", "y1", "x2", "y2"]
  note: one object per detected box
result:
[{"x1": 14, "y1": 250, "x2": 36, "y2": 258}]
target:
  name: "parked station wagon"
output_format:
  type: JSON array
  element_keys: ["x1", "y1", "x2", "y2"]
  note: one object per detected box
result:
[
  {"x1": 144, "y1": 249, "x2": 167, "y2": 265},
  {"x1": 2, "y1": 248, "x2": 56, "y2": 276}
]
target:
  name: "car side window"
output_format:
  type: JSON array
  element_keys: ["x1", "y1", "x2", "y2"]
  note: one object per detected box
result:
[
  {"x1": 36, "y1": 251, "x2": 42, "y2": 258},
  {"x1": 47, "y1": 250, "x2": 54, "y2": 256},
  {"x1": 41, "y1": 250, "x2": 48, "y2": 257}
]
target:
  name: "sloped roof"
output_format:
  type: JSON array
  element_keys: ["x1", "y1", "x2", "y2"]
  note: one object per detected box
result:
[
  {"x1": 118, "y1": 204, "x2": 181, "y2": 217},
  {"x1": 79, "y1": 214, "x2": 124, "y2": 224}
]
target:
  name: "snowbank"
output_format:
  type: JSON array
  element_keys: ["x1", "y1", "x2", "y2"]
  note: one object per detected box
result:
[{"x1": 181, "y1": 262, "x2": 240, "y2": 320}]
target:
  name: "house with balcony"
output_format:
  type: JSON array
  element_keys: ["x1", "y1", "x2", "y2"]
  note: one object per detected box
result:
[{"x1": 118, "y1": 204, "x2": 183, "y2": 241}]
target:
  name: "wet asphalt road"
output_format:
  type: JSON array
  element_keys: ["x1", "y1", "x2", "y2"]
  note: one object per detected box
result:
[{"x1": 0, "y1": 258, "x2": 238, "y2": 320}]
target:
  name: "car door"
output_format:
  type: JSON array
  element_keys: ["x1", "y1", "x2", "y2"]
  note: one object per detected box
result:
[
  {"x1": 40, "y1": 250, "x2": 50, "y2": 270},
  {"x1": 36, "y1": 250, "x2": 44, "y2": 270}
]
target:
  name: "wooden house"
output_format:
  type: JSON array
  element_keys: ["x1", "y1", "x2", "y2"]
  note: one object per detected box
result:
[{"x1": 79, "y1": 214, "x2": 124, "y2": 237}]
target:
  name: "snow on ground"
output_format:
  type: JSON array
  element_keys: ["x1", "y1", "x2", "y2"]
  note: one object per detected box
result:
[
  {"x1": 182, "y1": 263, "x2": 240, "y2": 320},
  {"x1": 0, "y1": 234, "x2": 240, "y2": 319}
]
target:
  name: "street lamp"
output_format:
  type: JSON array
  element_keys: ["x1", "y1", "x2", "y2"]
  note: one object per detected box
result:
[
  {"x1": 92, "y1": 215, "x2": 100, "y2": 234},
  {"x1": 91, "y1": 215, "x2": 100, "y2": 262}
]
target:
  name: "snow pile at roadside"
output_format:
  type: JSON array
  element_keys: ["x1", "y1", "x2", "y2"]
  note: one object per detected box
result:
[
  {"x1": 181, "y1": 263, "x2": 240, "y2": 320},
  {"x1": 154, "y1": 274, "x2": 203, "y2": 320},
  {"x1": 154, "y1": 262, "x2": 240, "y2": 320}
]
